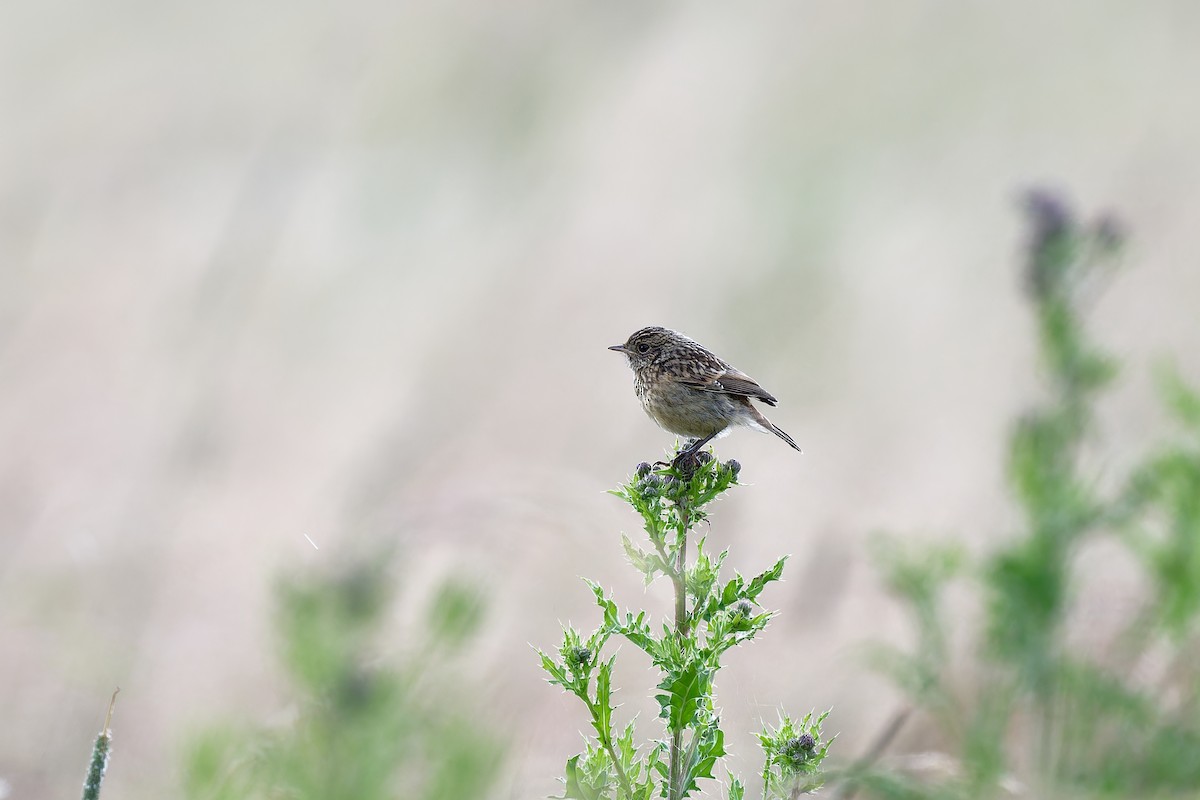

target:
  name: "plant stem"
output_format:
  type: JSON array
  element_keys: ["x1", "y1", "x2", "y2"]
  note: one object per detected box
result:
[
  {"x1": 82, "y1": 688, "x2": 119, "y2": 800},
  {"x1": 832, "y1": 706, "x2": 911, "y2": 800},
  {"x1": 675, "y1": 496, "x2": 690, "y2": 637},
  {"x1": 605, "y1": 738, "x2": 636, "y2": 800},
  {"x1": 587, "y1": 696, "x2": 636, "y2": 799},
  {"x1": 669, "y1": 495, "x2": 692, "y2": 800}
]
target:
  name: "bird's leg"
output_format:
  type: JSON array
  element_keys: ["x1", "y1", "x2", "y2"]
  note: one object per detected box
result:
[
  {"x1": 654, "y1": 439, "x2": 695, "y2": 467},
  {"x1": 671, "y1": 433, "x2": 718, "y2": 473},
  {"x1": 683, "y1": 433, "x2": 718, "y2": 457},
  {"x1": 654, "y1": 439, "x2": 693, "y2": 467}
]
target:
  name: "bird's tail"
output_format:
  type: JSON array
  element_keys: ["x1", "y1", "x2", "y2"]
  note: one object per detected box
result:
[
  {"x1": 747, "y1": 406, "x2": 802, "y2": 453},
  {"x1": 768, "y1": 422, "x2": 802, "y2": 452}
]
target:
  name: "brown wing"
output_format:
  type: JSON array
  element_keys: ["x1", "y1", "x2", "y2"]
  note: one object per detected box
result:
[{"x1": 679, "y1": 366, "x2": 779, "y2": 406}]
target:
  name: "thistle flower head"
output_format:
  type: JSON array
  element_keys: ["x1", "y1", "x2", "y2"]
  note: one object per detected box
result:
[{"x1": 566, "y1": 645, "x2": 592, "y2": 672}]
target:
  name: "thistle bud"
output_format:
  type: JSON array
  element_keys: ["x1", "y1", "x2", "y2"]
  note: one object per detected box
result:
[
  {"x1": 639, "y1": 474, "x2": 663, "y2": 498},
  {"x1": 781, "y1": 733, "x2": 818, "y2": 768},
  {"x1": 662, "y1": 477, "x2": 683, "y2": 499},
  {"x1": 566, "y1": 645, "x2": 592, "y2": 672},
  {"x1": 729, "y1": 600, "x2": 755, "y2": 631}
]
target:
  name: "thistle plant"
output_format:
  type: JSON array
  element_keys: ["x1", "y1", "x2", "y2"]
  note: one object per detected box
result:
[
  {"x1": 856, "y1": 190, "x2": 1200, "y2": 799},
  {"x1": 538, "y1": 454, "x2": 833, "y2": 800},
  {"x1": 184, "y1": 551, "x2": 503, "y2": 800}
]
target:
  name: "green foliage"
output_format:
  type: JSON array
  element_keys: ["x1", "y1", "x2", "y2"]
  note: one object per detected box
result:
[
  {"x1": 539, "y1": 455, "x2": 832, "y2": 798},
  {"x1": 1122, "y1": 366, "x2": 1200, "y2": 637},
  {"x1": 866, "y1": 539, "x2": 963, "y2": 715},
  {"x1": 758, "y1": 711, "x2": 835, "y2": 799},
  {"x1": 81, "y1": 730, "x2": 111, "y2": 800},
  {"x1": 81, "y1": 690, "x2": 118, "y2": 800},
  {"x1": 183, "y1": 550, "x2": 503, "y2": 800},
  {"x1": 857, "y1": 190, "x2": 1200, "y2": 799}
]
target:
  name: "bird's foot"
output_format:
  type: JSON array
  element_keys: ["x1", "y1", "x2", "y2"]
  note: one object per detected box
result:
[{"x1": 670, "y1": 447, "x2": 713, "y2": 477}]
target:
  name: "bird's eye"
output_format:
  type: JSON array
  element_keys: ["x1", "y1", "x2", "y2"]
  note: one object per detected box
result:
[{"x1": 637, "y1": 343, "x2": 651, "y2": 353}]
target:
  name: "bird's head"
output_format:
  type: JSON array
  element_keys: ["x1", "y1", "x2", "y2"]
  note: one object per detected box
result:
[{"x1": 608, "y1": 326, "x2": 681, "y2": 368}]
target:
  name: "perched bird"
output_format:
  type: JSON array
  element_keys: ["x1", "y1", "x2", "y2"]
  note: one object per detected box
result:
[{"x1": 609, "y1": 326, "x2": 801, "y2": 461}]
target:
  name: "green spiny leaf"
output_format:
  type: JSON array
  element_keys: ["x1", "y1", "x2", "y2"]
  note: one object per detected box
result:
[
  {"x1": 683, "y1": 725, "x2": 725, "y2": 794},
  {"x1": 586, "y1": 580, "x2": 621, "y2": 630},
  {"x1": 656, "y1": 661, "x2": 710, "y2": 732},
  {"x1": 745, "y1": 557, "x2": 788, "y2": 602},
  {"x1": 554, "y1": 754, "x2": 604, "y2": 800},
  {"x1": 538, "y1": 648, "x2": 572, "y2": 689},
  {"x1": 592, "y1": 658, "x2": 615, "y2": 743}
]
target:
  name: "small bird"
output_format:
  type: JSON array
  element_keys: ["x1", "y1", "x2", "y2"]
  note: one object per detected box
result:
[{"x1": 609, "y1": 326, "x2": 801, "y2": 462}]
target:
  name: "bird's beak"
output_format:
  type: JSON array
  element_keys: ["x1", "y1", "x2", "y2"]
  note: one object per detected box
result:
[{"x1": 608, "y1": 344, "x2": 628, "y2": 353}]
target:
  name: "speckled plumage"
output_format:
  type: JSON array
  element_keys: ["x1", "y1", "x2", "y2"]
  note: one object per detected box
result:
[{"x1": 609, "y1": 326, "x2": 801, "y2": 454}]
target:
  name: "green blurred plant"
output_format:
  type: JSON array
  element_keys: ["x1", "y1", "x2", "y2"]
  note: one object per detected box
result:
[
  {"x1": 183, "y1": 550, "x2": 503, "y2": 800},
  {"x1": 852, "y1": 190, "x2": 1200, "y2": 799},
  {"x1": 538, "y1": 455, "x2": 833, "y2": 799},
  {"x1": 81, "y1": 689, "x2": 119, "y2": 800}
]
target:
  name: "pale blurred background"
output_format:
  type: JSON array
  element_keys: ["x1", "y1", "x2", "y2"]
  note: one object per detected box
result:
[{"x1": 2, "y1": 1, "x2": 1200, "y2": 797}]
